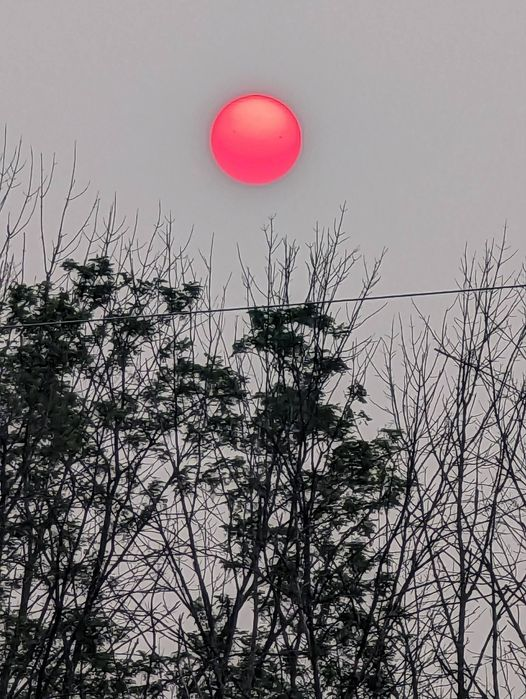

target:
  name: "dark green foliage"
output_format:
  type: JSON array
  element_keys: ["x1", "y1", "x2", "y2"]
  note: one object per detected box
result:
[
  {"x1": 173, "y1": 302, "x2": 407, "y2": 697},
  {"x1": 0, "y1": 255, "x2": 201, "y2": 697},
  {"x1": 0, "y1": 254, "x2": 407, "y2": 698}
]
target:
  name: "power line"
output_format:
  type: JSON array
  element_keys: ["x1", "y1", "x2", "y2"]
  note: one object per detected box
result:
[{"x1": 0, "y1": 282, "x2": 524, "y2": 332}]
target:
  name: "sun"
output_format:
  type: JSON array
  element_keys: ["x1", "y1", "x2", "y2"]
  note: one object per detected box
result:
[{"x1": 210, "y1": 93, "x2": 302, "y2": 185}]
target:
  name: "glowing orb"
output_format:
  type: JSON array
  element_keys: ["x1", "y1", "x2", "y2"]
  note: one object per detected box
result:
[{"x1": 210, "y1": 93, "x2": 302, "y2": 185}]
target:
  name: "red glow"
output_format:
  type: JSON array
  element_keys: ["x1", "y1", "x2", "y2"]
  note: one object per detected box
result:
[{"x1": 210, "y1": 94, "x2": 302, "y2": 185}]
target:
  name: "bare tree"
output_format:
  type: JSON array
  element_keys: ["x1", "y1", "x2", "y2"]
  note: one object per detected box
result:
[{"x1": 376, "y1": 233, "x2": 526, "y2": 698}]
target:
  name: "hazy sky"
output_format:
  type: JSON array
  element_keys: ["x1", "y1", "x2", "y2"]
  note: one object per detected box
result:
[
  {"x1": 1, "y1": 1, "x2": 525, "y2": 312},
  {"x1": 2, "y1": 5, "x2": 525, "y2": 686}
]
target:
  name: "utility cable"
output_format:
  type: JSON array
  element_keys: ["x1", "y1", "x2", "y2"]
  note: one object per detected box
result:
[{"x1": 0, "y1": 282, "x2": 524, "y2": 332}]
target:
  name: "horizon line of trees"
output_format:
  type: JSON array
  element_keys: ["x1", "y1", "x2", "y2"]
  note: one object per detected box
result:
[{"x1": 0, "y1": 138, "x2": 525, "y2": 698}]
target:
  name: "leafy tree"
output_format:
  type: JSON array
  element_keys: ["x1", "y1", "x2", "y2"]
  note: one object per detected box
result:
[
  {"x1": 0, "y1": 251, "x2": 202, "y2": 697},
  {"x1": 149, "y1": 223, "x2": 410, "y2": 698},
  {"x1": 227, "y1": 304, "x2": 405, "y2": 698},
  {"x1": 0, "y1": 208, "x2": 408, "y2": 697},
  {"x1": 0, "y1": 139, "x2": 410, "y2": 697}
]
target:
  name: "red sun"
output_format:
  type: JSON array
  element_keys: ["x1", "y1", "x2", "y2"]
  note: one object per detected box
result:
[{"x1": 210, "y1": 94, "x2": 302, "y2": 185}]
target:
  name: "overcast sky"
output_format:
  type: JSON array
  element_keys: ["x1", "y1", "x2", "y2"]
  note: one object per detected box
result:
[
  {"x1": 1, "y1": 1, "x2": 525, "y2": 332},
  {"x1": 2, "y1": 5, "x2": 526, "y2": 685}
]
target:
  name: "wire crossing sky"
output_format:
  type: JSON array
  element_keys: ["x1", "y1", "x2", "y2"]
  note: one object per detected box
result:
[{"x1": 1, "y1": 282, "x2": 524, "y2": 331}]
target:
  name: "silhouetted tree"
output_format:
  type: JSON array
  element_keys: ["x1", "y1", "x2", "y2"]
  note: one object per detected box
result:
[
  {"x1": 141, "y1": 220, "x2": 410, "y2": 698},
  {"x1": 3, "y1": 134, "x2": 525, "y2": 698},
  {"x1": 0, "y1": 146, "x2": 408, "y2": 697}
]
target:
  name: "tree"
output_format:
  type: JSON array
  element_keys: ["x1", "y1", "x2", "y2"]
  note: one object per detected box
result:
[
  {"x1": 4, "y1": 134, "x2": 526, "y2": 697},
  {"x1": 0, "y1": 134, "x2": 204, "y2": 696},
  {"x1": 0, "y1": 135, "x2": 410, "y2": 698},
  {"x1": 0, "y1": 254, "x2": 206, "y2": 697},
  {"x1": 376, "y1": 234, "x2": 526, "y2": 697},
  {"x1": 152, "y1": 222, "x2": 409, "y2": 698}
]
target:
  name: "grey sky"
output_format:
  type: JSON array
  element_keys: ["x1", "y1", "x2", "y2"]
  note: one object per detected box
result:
[
  {"x1": 1, "y1": 1, "x2": 525, "y2": 308},
  {"x1": 2, "y1": 5, "x2": 526, "y2": 687}
]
